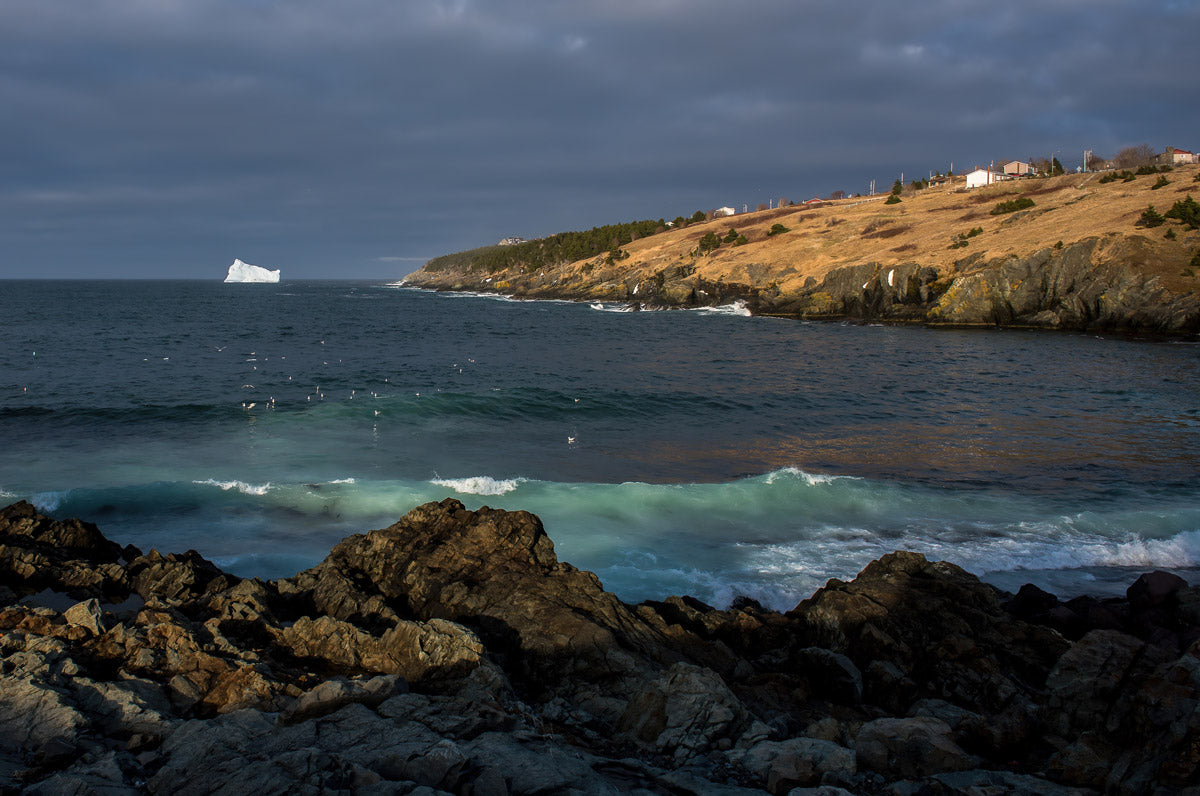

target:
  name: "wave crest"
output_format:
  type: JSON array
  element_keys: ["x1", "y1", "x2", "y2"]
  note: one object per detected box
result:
[
  {"x1": 430, "y1": 476, "x2": 526, "y2": 496},
  {"x1": 193, "y1": 479, "x2": 272, "y2": 496}
]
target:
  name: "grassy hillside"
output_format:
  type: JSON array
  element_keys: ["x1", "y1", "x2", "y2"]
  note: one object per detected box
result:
[{"x1": 404, "y1": 165, "x2": 1200, "y2": 331}]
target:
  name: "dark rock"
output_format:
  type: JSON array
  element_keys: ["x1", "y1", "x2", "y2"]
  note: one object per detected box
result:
[
  {"x1": 853, "y1": 716, "x2": 978, "y2": 779},
  {"x1": 4, "y1": 499, "x2": 1198, "y2": 794},
  {"x1": 1005, "y1": 582, "x2": 1059, "y2": 619},
  {"x1": 1127, "y1": 570, "x2": 1188, "y2": 610},
  {"x1": 792, "y1": 551, "x2": 1070, "y2": 715}
]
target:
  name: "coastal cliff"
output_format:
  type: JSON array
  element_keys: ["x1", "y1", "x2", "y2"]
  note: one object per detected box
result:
[
  {"x1": 404, "y1": 166, "x2": 1200, "y2": 334},
  {"x1": 3, "y1": 499, "x2": 1199, "y2": 794}
]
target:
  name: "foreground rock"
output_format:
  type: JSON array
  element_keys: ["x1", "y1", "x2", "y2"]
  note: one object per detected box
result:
[{"x1": 2, "y1": 499, "x2": 1199, "y2": 794}]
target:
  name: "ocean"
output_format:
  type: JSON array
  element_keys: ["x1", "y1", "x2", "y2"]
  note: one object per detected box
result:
[{"x1": 2, "y1": 279, "x2": 1198, "y2": 610}]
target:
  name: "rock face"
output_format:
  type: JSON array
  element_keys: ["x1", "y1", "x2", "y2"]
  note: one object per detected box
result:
[{"x1": 2, "y1": 498, "x2": 1200, "y2": 794}]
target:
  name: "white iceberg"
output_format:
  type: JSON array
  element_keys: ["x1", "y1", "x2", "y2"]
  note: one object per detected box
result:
[{"x1": 224, "y1": 259, "x2": 280, "y2": 283}]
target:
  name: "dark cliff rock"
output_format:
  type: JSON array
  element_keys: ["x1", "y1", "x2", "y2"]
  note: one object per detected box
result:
[
  {"x1": 752, "y1": 236, "x2": 1200, "y2": 334},
  {"x1": 2, "y1": 499, "x2": 1199, "y2": 794},
  {"x1": 410, "y1": 234, "x2": 1200, "y2": 335}
]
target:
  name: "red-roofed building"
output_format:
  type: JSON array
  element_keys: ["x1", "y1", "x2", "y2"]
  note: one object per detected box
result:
[{"x1": 1163, "y1": 147, "x2": 1197, "y2": 165}]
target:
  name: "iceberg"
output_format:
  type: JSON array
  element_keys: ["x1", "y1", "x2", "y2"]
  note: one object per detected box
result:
[{"x1": 224, "y1": 259, "x2": 280, "y2": 283}]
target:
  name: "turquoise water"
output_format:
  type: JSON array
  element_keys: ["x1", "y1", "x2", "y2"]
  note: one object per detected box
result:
[{"x1": 2, "y1": 280, "x2": 1198, "y2": 608}]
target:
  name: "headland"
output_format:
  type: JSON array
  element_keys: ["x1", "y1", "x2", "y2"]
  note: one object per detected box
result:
[{"x1": 404, "y1": 166, "x2": 1200, "y2": 335}]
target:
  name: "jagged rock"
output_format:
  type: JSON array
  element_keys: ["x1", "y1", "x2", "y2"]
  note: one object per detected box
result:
[
  {"x1": 285, "y1": 498, "x2": 727, "y2": 693},
  {"x1": 281, "y1": 675, "x2": 407, "y2": 723},
  {"x1": 127, "y1": 548, "x2": 229, "y2": 603},
  {"x1": 4, "y1": 500, "x2": 1199, "y2": 794},
  {"x1": 793, "y1": 551, "x2": 1069, "y2": 715},
  {"x1": 280, "y1": 614, "x2": 485, "y2": 685},
  {"x1": 0, "y1": 675, "x2": 87, "y2": 753},
  {"x1": 1041, "y1": 628, "x2": 1171, "y2": 739},
  {"x1": 853, "y1": 716, "x2": 977, "y2": 779},
  {"x1": 617, "y1": 662, "x2": 749, "y2": 762},
  {"x1": 63, "y1": 598, "x2": 106, "y2": 636}
]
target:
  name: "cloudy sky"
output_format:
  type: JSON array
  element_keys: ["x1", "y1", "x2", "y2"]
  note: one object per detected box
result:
[{"x1": 2, "y1": 1, "x2": 1197, "y2": 279}]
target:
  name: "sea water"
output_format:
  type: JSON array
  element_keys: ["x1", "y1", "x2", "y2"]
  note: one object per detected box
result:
[{"x1": 2, "y1": 280, "x2": 1198, "y2": 609}]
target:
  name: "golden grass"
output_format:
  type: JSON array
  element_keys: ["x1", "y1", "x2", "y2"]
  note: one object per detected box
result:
[{"x1": 554, "y1": 164, "x2": 1200, "y2": 296}]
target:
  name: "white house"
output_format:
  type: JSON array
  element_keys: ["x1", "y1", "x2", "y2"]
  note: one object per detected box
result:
[
  {"x1": 965, "y1": 168, "x2": 1010, "y2": 189},
  {"x1": 715, "y1": 207, "x2": 737, "y2": 217}
]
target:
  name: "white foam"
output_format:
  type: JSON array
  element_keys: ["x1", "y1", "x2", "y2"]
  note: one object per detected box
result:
[
  {"x1": 194, "y1": 479, "x2": 272, "y2": 496},
  {"x1": 30, "y1": 492, "x2": 64, "y2": 512},
  {"x1": 763, "y1": 467, "x2": 854, "y2": 486},
  {"x1": 328, "y1": 478, "x2": 356, "y2": 485},
  {"x1": 689, "y1": 300, "x2": 752, "y2": 317},
  {"x1": 431, "y1": 476, "x2": 526, "y2": 496}
]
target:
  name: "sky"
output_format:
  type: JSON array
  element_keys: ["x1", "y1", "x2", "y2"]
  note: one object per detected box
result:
[{"x1": 2, "y1": 1, "x2": 1198, "y2": 279}]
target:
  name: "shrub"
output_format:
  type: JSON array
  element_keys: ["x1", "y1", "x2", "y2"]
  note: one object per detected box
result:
[
  {"x1": 1138, "y1": 205, "x2": 1165, "y2": 227},
  {"x1": 697, "y1": 231, "x2": 721, "y2": 254},
  {"x1": 1166, "y1": 228, "x2": 1177, "y2": 240},
  {"x1": 990, "y1": 196, "x2": 1035, "y2": 215},
  {"x1": 767, "y1": 223, "x2": 790, "y2": 237},
  {"x1": 723, "y1": 228, "x2": 740, "y2": 243},
  {"x1": 1152, "y1": 175, "x2": 1171, "y2": 190},
  {"x1": 967, "y1": 226, "x2": 983, "y2": 238},
  {"x1": 735, "y1": 235, "x2": 748, "y2": 245},
  {"x1": 1100, "y1": 170, "x2": 1136, "y2": 184},
  {"x1": 1165, "y1": 195, "x2": 1200, "y2": 229},
  {"x1": 885, "y1": 195, "x2": 902, "y2": 205}
]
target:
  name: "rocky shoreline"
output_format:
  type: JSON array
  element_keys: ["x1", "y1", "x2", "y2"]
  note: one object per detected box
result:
[
  {"x1": 2, "y1": 498, "x2": 1198, "y2": 794},
  {"x1": 405, "y1": 235, "x2": 1200, "y2": 336}
]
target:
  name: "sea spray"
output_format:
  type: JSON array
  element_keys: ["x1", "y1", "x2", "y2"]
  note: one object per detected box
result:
[{"x1": 17, "y1": 468, "x2": 1200, "y2": 611}]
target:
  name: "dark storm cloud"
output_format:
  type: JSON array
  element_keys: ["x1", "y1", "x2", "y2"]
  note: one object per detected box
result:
[{"x1": 1, "y1": 0, "x2": 1196, "y2": 278}]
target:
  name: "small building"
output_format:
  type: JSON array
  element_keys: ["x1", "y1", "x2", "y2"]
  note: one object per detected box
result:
[
  {"x1": 497, "y1": 237, "x2": 526, "y2": 246},
  {"x1": 803, "y1": 197, "x2": 824, "y2": 206},
  {"x1": 714, "y1": 207, "x2": 737, "y2": 217},
  {"x1": 1163, "y1": 147, "x2": 1197, "y2": 165},
  {"x1": 965, "y1": 168, "x2": 1010, "y2": 189},
  {"x1": 1002, "y1": 160, "x2": 1034, "y2": 176}
]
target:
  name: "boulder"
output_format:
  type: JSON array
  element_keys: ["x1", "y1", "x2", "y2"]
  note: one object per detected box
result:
[
  {"x1": 618, "y1": 662, "x2": 750, "y2": 762},
  {"x1": 853, "y1": 716, "x2": 977, "y2": 779},
  {"x1": 793, "y1": 551, "x2": 1069, "y2": 714},
  {"x1": 738, "y1": 737, "x2": 856, "y2": 793}
]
